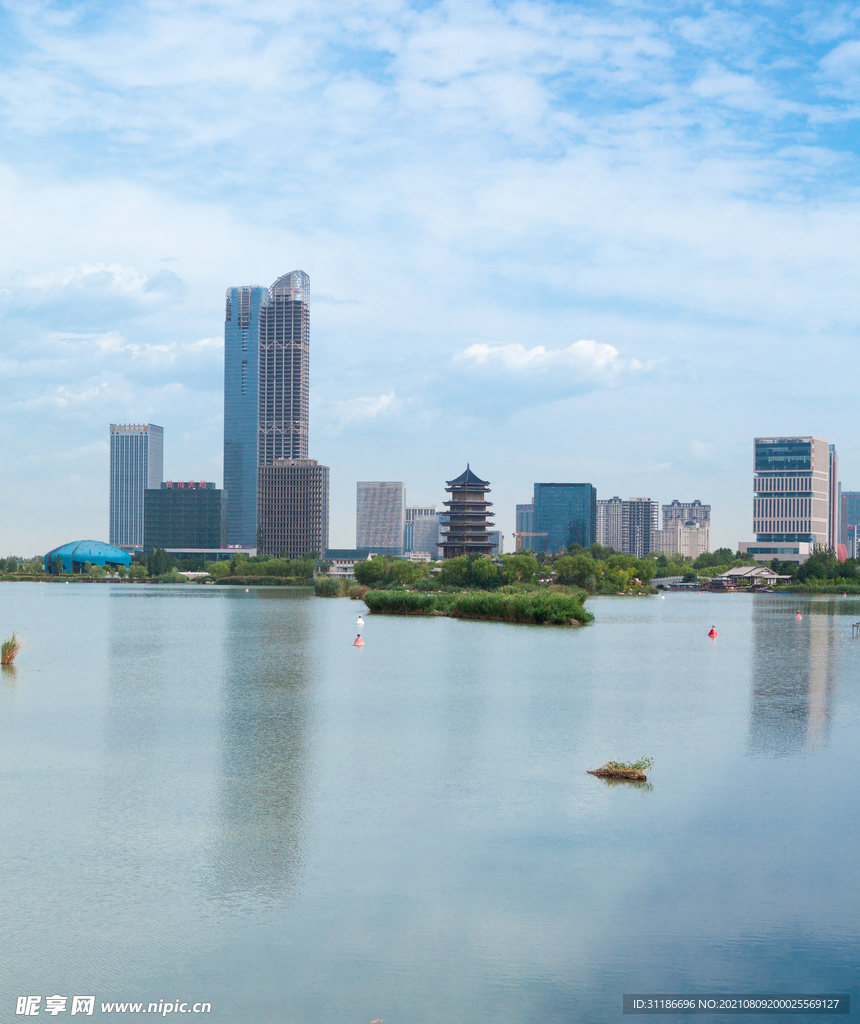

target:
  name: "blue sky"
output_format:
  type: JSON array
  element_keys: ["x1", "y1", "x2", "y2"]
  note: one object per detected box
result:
[{"x1": 2, "y1": 0, "x2": 860, "y2": 553}]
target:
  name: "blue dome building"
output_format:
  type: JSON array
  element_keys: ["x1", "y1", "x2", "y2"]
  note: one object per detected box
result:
[{"x1": 44, "y1": 540, "x2": 132, "y2": 575}]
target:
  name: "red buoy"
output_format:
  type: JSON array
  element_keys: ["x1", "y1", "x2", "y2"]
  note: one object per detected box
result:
[
  {"x1": 353, "y1": 634, "x2": 365, "y2": 647},
  {"x1": 795, "y1": 612, "x2": 802, "y2": 621},
  {"x1": 708, "y1": 626, "x2": 718, "y2": 638}
]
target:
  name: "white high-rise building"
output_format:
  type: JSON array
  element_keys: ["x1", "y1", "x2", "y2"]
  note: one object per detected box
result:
[
  {"x1": 596, "y1": 497, "x2": 624, "y2": 550},
  {"x1": 652, "y1": 521, "x2": 710, "y2": 560},
  {"x1": 357, "y1": 482, "x2": 406, "y2": 553},
  {"x1": 597, "y1": 496, "x2": 657, "y2": 557},
  {"x1": 109, "y1": 423, "x2": 163, "y2": 549},
  {"x1": 662, "y1": 499, "x2": 710, "y2": 529},
  {"x1": 738, "y1": 436, "x2": 830, "y2": 564}
]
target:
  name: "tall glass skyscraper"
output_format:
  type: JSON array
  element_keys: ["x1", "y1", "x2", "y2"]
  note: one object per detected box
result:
[
  {"x1": 224, "y1": 271, "x2": 311, "y2": 547},
  {"x1": 532, "y1": 483, "x2": 597, "y2": 554},
  {"x1": 109, "y1": 423, "x2": 163, "y2": 549}
]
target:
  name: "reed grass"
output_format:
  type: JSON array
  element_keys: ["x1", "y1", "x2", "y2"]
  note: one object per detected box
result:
[
  {"x1": 1, "y1": 632, "x2": 23, "y2": 665},
  {"x1": 606, "y1": 756, "x2": 654, "y2": 771},
  {"x1": 363, "y1": 587, "x2": 592, "y2": 625}
]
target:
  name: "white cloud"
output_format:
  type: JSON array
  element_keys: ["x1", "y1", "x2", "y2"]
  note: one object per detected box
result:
[
  {"x1": 454, "y1": 340, "x2": 645, "y2": 378},
  {"x1": 329, "y1": 391, "x2": 403, "y2": 425},
  {"x1": 27, "y1": 263, "x2": 149, "y2": 293}
]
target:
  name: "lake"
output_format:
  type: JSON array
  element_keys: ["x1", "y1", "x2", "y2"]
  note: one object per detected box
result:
[{"x1": 0, "y1": 584, "x2": 857, "y2": 1022}]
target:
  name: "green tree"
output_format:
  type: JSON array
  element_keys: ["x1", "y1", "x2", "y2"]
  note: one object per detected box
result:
[
  {"x1": 146, "y1": 547, "x2": 173, "y2": 576},
  {"x1": 52, "y1": 554, "x2": 64, "y2": 575},
  {"x1": 353, "y1": 556, "x2": 392, "y2": 586},
  {"x1": 128, "y1": 564, "x2": 147, "y2": 580},
  {"x1": 554, "y1": 554, "x2": 598, "y2": 589},
  {"x1": 693, "y1": 548, "x2": 734, "y2": 570},
  {"x1": 501, "y1": 552, "x2": 540, "y2": 583}
]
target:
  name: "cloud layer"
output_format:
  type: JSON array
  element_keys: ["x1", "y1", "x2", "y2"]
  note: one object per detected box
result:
[{"x1": 1, "y1": 0, "x2": 860, "y2": 550}]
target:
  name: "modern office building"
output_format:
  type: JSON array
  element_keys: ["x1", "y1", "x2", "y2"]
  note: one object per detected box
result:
[
  {"x1": 840, "y1": 491, "x2": 860, "y2": 559},
  {"x1": 109, "y1": 423, "x2": 164, "y2": 549},
  {"x1": 488, "y1": 530, "x2": 503, "y2": 555},
  {"x1": 652, "y1": 521, "x2": 710, "y2": 560},
  {"x1": 356, "y1": 482, "x2": 405, "y2": 554},
  {"x1": 662, "y1": 499, "x2": 710, "y2": 529},
  {"x1": 143, "y1": 482, "x2": 226, "y2": 553},
  {"x1": 224, "y1": 271, "x2": 311, "y2": 548},
  {"x1": 596, "y1": 496, "x2": 625, "y2": 550},
  {"x1": 405, "y1": 505, "x2": 441, "y2": 557},
  {"x1": 828, "y1": 444, "x2": 839, "y2": 550},
  {"x1": 737, "y1": 436, "x2": 830, "y2": 564},
  {"x1": 532, "y1": 483, "x2": 597, "y2": 554},
  {"x1": 257, "y1": 458, "x2": 329, "y2": 558},
  {"x1": 440, "y1": 466, "x2": 495, "y2": 558}
]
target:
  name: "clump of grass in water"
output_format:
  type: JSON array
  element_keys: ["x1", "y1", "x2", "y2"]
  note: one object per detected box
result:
[
  {"x1": 606, "y1": 756, "x2": 654, "y2": 771},
  {"x1": 1, "y1": 632, "x2": 23, "y2": 665}
]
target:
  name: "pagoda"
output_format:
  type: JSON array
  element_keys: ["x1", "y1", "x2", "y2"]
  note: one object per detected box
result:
[{"x1": 440, "y1": 465, "x2": 495, "y2": 559}]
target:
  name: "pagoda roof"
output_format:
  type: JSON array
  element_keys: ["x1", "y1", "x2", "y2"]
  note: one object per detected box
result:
[{"x1": 447, "y1": 464, "x2": 489, "y2": 487}]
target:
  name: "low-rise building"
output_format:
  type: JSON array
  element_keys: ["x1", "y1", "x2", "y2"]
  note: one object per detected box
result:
[
  {"x1": 717, "y1": 565, "x2": 793, "y2": 586},
  {"x1": 736, "y1": 541, "x2": 813, "y2": 565}
]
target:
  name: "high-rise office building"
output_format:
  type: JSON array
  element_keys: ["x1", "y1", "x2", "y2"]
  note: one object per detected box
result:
[
  {"x1": 596, "y1": 496, "x2": 625, "y2": 550},
  {"x1": 109, "y1": 423, "x2": 164, "y2": 549},
  {"x1": 144, "y1": 482, "x2": 226, "y2": 552},
  {"x1": 440, "y1": 467, "x2": 494, "y2": 558},
  {"x1": 357, "y1": 482, "x2": 406, "y2": 553},
  {"x1": 828, "y1": 444, "x2": 839, "y2": 550},
  {"x1": 405, "y1": 506, "x2": 440, "y2": 556},
  {"x1": 257, "y1": 459, "x2": 329, "y2": 558},
  {"x1": 532, "y1": 483, "x2": 597, "y2": 554},
  {"x1": 662, "y1": 499, "x2": 710, "y2": 529},
  {"x1": 224, "y1": 271, "x2": 310, "y2": 548},
  {"x1": 487, "y1": 530, "x2": 503, "y2": 555},
  {"x1": 738, "y1": 436, "x2": 830, "y2": 564},
  {"x1": 840, "y1": 491, "x2": 860, "y2": 559}
]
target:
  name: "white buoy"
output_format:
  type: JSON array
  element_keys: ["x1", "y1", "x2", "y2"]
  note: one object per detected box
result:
[
  {"x1": 245, "y1": 588, "x2": 250, "y2": 593},
  {"x1": 356, "y1": 615, "x2": 365, "y2": 626}
]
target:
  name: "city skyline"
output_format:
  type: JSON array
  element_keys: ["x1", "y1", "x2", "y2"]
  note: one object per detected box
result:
[{"x1": 3, "y1": 3, "x2": 860, "y2": 553}]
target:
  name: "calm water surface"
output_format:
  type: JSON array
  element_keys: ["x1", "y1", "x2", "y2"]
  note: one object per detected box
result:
[{"x1": 0, "y1": 584, "x2": 857, "y2": 1023}]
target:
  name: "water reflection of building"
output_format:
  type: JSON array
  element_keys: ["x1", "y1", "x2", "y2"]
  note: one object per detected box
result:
[
  {"x1": 748, "y1": 604, "x2": 837, "y2": 756},
  {"x1": 210, "y1": 591, "x2": 312, "y2": 902}
]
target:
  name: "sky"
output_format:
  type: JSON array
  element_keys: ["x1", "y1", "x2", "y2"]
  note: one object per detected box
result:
[{"x1": 2, "y1": 0, "x2": 860, "y2": 554}]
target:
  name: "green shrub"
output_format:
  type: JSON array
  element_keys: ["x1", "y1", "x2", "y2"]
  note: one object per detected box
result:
[{"x1": 314, "y1": 576, "x2": 342, "y2": 597}]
